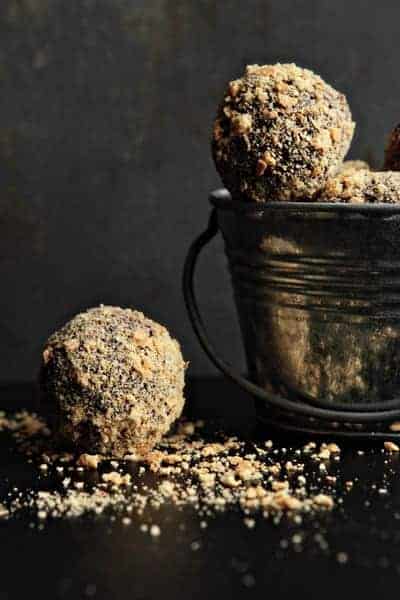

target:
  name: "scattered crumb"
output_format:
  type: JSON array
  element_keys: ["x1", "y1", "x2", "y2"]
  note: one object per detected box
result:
[
  {"x1": 190, "y1": 540, "x2": 202, "y2": 551},
  {"x1": 102, "y1": 472, "x2": 131, "y2": 487},
  {"x1": 384, "y1": 441, "x2": 400, "y2": 453},
  {"x1": 244, "y1": 517, "x2": 256, "y2": 529},
  {"x1": 0, "y1": 415, "x2": 354, "y2": 543},
  {"x1": 313, "y1": 494, "x2": 334, "y2": 510},
  {"x1": 150, "y1": 524, "x2": 161, "y2": 537},
  {"x1": 77, "y1": 454, "x2": 101, "y2": 470},
  {"x1": 336, "y1": 551, "x2": 349, "y2": 564},
  {"x1": 292, "y1": 533, "x2": 303, "y2": 545}
]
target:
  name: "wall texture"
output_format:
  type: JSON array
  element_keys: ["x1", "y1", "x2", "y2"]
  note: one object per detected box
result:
[{"x1": 0, "y1": 0, "x2": 399, "y2": 382}]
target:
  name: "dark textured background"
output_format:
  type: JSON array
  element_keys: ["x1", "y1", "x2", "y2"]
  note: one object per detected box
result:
[{"x1": 0, "y1": 0, "x2": 399, "y2": 382}]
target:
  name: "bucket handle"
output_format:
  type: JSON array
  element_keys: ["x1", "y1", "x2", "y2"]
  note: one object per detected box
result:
[{"x1": 183, "y1": 208, "x2": 400, "y2": 425}]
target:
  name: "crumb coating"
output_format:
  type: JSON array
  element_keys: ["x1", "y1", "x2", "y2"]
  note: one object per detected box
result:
[
  {"x1": 212, "y1": 63, "x2": 355, "y2": 202},
  {"x1": 40, "y1": 306, "x2": 186, "y2": 457},
  {"x1": 318, "y1": 170, "x2": 400, "y2": 204}
]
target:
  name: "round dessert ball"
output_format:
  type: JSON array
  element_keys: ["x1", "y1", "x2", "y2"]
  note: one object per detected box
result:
[
  {"x1": 40, "y1": 306, "x2": 186, "y2": 457},
  {"x1": 318, "y1": 170, "x2": 400, "y2": 204},
  {"x1": 384, "y1": 124, "x2": 400, "y2": 171},
  {"x1": 212, "y1": 63, "x2": 355, "y2": 202}
]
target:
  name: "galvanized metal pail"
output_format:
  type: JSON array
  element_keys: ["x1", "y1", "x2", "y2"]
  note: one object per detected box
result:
[{"x1": 183, "y1": 189, "x2": 400, "y2": 439}]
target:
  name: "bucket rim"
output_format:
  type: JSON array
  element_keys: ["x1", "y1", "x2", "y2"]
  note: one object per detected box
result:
[{"x1": 210, "y1": 188, "x2": 400, "y2": 216}]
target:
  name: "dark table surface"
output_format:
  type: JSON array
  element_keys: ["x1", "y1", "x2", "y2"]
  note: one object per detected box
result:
[{"x1": 1, "y1": 377, "x2": 400, "y2": 600}]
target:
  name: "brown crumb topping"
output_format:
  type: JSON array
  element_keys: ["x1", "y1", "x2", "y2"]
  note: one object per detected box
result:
[
  {"x1": 101, "y1": 472, "x2": 132, "y2": 487},
  {"x1": 1, "y1": 414, "x2": 343, "y2": 528},
  {"x1": 318, "y1": 170, "x2": 400, "y2": 204},
  {"x1": 40, "y1": 305, "x2": 187, "y2": 458},
  {"x1": 384, "y1": 441, "x2": 400, "y2": 453},
  {"x1": 77, "y1": 453, "x2": 102, "y2": 470},
  {"x1": 212, "y1": 62, "x2": 354, "y2": 202}
]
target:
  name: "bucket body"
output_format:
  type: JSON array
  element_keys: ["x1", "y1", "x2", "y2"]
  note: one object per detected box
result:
[{"x1": 213, "y1": 190, "x2": 400, "y2": 407}]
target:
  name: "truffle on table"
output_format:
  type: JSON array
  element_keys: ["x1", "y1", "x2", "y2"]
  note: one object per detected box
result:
[
  {"x1": 384, "y1": 124, "x2": 400, "y2": 171},
  {"x1": 317, "y1": 170, "x2": 400, "y2": 204},
  {"x1": 212, "y1": 63, "x2": 355, "y2": 202},
  {"x1": 40, "y1": 306, "x2": 187, "y2": 458}
]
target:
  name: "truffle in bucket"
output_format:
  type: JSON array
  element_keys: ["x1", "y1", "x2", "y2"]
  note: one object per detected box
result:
[
  {"x1": 40, "y1": 306, "x2": 186, "y2": 457},
  {"x1": 212, "y1": 63, "x2": 355, "y2": 202},
  {"x1": 184, "y1": 62, "x2": 400, "y2": 440}
]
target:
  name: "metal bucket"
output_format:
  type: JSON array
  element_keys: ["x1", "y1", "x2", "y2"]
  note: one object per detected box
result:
[{"x1": 183, "y1": 189, "x2": 400, "y2": 440}]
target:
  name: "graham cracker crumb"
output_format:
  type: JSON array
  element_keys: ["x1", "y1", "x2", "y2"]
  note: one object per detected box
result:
[
  {"x1": 212, "y1": 62, "x2": 354, "y2": 202},
  {"x1": 40, "y1": 306, "x2": 186, "y2": 458},
  {"x1": 1, "y1": 413, "x2": 346, "y2": 533},
  {"x1": 77, "y1": 454, "x2": 101, "y2": 470},
  {"x1": 312, "y1": 494, "x2": 334, "y2": 510},
  {"x1": 384, "y1": 441, "x2": 400, "y2": 453},
  {"x1": 150, "y1": 524, "x2": 161, "y2": 537},
  {"x1": 102, "y1": 472, "x2": 131, "y2": 487}
]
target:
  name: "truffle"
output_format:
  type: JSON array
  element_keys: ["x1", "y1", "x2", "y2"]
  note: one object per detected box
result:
[
  {"x1": 384, "y1": 124, "x2": 400, "y2": 171},
  {"x1": 318, "y1": 170, "x2": 400, "y2": 204},
  {"x1": 212, "y1": 63, "x2": 355, "y2": 202},
  {"x1": 40, "y1": 306, "x2": 186, "y2": 457}
]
